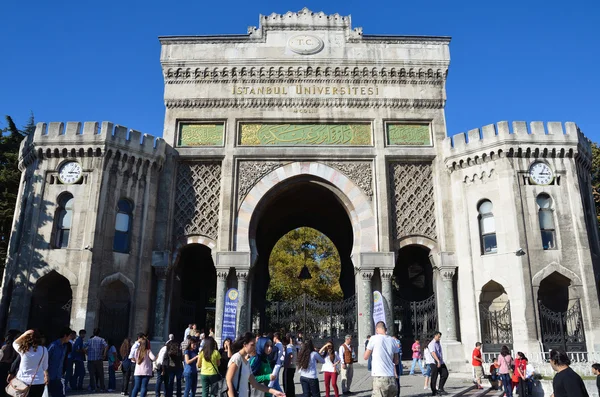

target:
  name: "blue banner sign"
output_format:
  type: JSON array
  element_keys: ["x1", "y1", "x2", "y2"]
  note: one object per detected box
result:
[{"x1": 222, "y1": 288, "x2": 239, "y2": 342}]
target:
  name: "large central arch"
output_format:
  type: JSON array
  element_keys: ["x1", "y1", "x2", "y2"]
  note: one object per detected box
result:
[
  {"x1": 235, "y1": 162, "x2": 376, "y2": 339},
  {"x1": 235, "y1": 162, "x2": 377, "y2": 262}
]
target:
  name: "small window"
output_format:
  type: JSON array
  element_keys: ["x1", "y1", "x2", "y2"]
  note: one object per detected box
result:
[
  {"x1": 55, "y1": 194, "x2": 74, "y2": 248},
  {"x1": 478, "y1": 200, "x2": 497, "y2": 255},
  {"x1": 113, "y1": 199, "x2": 133, "y2": 253},
  {"x1": 537, "y1": 194, "x2": 557, "y2": 250}
]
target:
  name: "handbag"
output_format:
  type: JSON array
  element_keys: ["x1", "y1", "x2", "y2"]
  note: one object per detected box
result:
[
  {"x1": 210, "y1": 359, "x2": 242, "y2": 397},
  {"x1": 6, "y1": 348, "x2": 45, "y2": 397},
  {"x1": 504, "y1": 356, "x2": 514, "y2": 378}
]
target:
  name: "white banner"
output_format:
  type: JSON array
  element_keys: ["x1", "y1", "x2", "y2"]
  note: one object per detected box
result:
[{"x1": 373, "y1": 290, "x2": 386, "y2": 327}]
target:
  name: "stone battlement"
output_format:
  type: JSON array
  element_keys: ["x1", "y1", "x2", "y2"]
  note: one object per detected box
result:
[
  {"x1": 444, "y1": 121, "x2": 592, "y2": 159},
  {"x1": 29, "y1": 121, "x2": 165, "y2": 156}
]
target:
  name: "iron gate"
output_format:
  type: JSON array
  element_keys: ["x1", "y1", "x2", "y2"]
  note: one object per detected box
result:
[
  {"x1": 98, "y1": 301, "x2": 130, "y2": 346},
  {"x1": 265, "y1": 294, "x2": 357, "y2": 347},
  {"x1": 479, "y1": 301, "x2": 513, "y2": 351},
  {"x1": 394, "y1": 295, "x2": 437, "y2": 359},
  {"x1": 539, "y1": 299, "x2": 586, "y2": 352}
]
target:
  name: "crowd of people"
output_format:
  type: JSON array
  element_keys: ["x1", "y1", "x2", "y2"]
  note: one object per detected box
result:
[{"x1": 0, "y1": 324, "x2": 597, "y2": 397}]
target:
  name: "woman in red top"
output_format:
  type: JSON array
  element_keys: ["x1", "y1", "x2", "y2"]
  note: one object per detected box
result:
[{"x1": 513, "y1": 352, "x2": 528, "y2": 397}]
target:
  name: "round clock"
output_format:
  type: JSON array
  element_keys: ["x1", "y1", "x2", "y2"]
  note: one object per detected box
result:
[
  {"x1": 58, "y1": 161, "x2": 83, "y2": 184},
  {"x1": 529, "y1": 162, "x2": 554, "y2": 186}
]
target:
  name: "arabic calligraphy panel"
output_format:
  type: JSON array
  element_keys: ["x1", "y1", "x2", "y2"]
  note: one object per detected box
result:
[
  {"x1": 386, "y1": 124, "x2": 432, "y2": 146},
  {"x1": 178, "y1": 123, "x2": 225, "y2": 146},
  {"x1": 238, "y1": 123, "x2": 372, "y2": 146}
]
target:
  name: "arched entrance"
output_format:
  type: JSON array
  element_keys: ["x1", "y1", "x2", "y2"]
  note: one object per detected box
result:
[
  {"x1": 28, "y1": 270, "x2": 72, "y2": 340},
  {"x1": 479, "y1": 280, "x2": 513, "y2": 351},
  {"x1": 538, "y1": 271, "x2": 586, "y2": 352},
  {"x1": 393, "y1": 244, "x2": 437, "y2": 359},
  {"x1": 170, "y1": 244, "x2": 216, "y2": 335},
  {"x1": 98, "y1": 280, "x2": 131, "y2": 346},
  {"x1": 249, "y1": 175, "x2": 356, "y2": 345}
]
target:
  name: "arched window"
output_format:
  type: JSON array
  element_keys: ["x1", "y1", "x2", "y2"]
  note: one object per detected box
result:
[
  {"x1": 537, "y1": 194, "x2": 556, "y2": 250},
  {"x1": 113, "y1": 199, "x2": 133, "y2": 253},
  {"x1": 55, "y1": 194, "x2": 74, "y2": 248},
  {"x1": 478, "y1": 200, "x2": 497, "y2": 255}
]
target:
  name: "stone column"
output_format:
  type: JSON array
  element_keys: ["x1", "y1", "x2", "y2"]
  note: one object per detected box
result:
[
  {"x1": 380, "y1": 270, "x2": 394, "y2": 334},
  {"x1": 435, "y1": 266, "x2": 458, "y2": 342},
  {"x1": 356, "y1": 269, "x2": 373, "y2": 361},
  {"x1": 236, "y1": 270, "x2": 249, "y2": 334},
  {"x1": 152, "y1": 251, "x2": 170, "y2": 341},
  {"x1": 214, "y1": 268, "x2": 229, "y2": 346}
]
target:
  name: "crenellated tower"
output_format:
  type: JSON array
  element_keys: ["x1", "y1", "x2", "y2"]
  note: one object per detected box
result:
[{"x1": 0, "y1": 121, "x2": 165, "y2": 340}]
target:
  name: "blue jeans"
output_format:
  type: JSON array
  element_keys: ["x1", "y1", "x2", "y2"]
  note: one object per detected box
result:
[
  {"x1": 47, "y1": 379, "x2": 65, "y2": 397},
  {"x1": 156, "y1": 370, "x2": 167, "y2": 397},
  {"x1": 409, "y1": 358, "x2": 424, "y2": 375},
  {"x1": 71, "y1": 360, "x2": 85, "y2": 389},
  {"x1": 108, "y1": 363, "x2": 116, "y2": 390},
  {"x1": 184, "y1": 372, "x2": 198, "y2": 397},
  {"x1": 167, "y1": 368, "x2": 183, "y2": 397},
  {"x1": 299, "y1": 376, "x2": 320, "y2": 397},
  {"x1": 131, "y1": 375, "x2": 151, "y2": 397},
  {"x1": 500, "y1": 374, "x2": 513, "y2": 397}
]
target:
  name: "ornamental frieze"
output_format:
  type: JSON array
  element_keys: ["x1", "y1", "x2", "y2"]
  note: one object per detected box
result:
[
  {"x1": 165, "y1": 98, "x2": 445, "y2": 109},
  {"x1": 163, "y1": 66, "x2": 446, "y2": 84}
]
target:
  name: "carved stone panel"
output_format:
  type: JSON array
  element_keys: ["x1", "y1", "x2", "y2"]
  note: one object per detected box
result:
[
  {"x1": 174, "y1": 162, "x2": 222, "y2": 240},
  {"x1": 389, "y1": 162, "x2": 437, "y2": 241},
  {"x1": 237, "y1": 161, "x2": 373, "y2": 203}
]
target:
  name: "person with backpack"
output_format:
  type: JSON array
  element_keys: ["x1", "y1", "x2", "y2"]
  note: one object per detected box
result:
[
  {"x1": 164, "y1": 338, "x2": 184, "y2": 397},
  {"x1": 120, "y1": 338, "x2": 134, "y2": 396},
  {"x1": 155, "y1": 338, "x2": 171, "y2": 397}
]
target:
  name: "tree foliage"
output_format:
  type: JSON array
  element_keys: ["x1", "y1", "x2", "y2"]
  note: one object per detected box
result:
[
  {"x1": 267, "y1": 227, "x2": 343, "y2": 302},
  {"x1": 0, "y1": 114, "x2": 32, "y2": 267}
]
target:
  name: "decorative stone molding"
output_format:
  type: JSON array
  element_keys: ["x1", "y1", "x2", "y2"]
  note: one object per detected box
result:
[
  {"x1": 236, "y1": 271, "x2": 249, "y2": 280},
  {"x1": 165, "y1": 98, "x2": 445, "y2": 110},
  {"x1": 389, "y1": 162, "x2": 437, "y2": 241},
  {"x1": 531, "y1": 261, "x2": 583, "y2": 287},
  {"x1": 237, "y1": 160, "x2": 373, "y2": 202},
  {"x1": 216, "y1": 271, "x2": 229, "y2": 281},
  {"x1": 99, "y1": 272, "x2": 135, "y2": 293},
  {"x1": 361, "y1": 271, "x2": 374, "y2": 280},
  {"x1": 443, "y1": 121, "x2": 591, "y2": 173},
  {"x1": 174, "y1": 162, "x2": 222, "y2": 240},
  {"x1": 438, "y1": 267, "x2": 457, "y2": 282},
  {"x1": 463, "y1": 169, "x2": 495, "y2": 184},
  {"x1": 238, "y1": 161, "x2": 287, "y2": 200},
  {"x1": 324, "y1": 161, "x2": 373, "y2": 198},
  {"x1": 380, "y1": 271, "x2": 394, "y2": 281}
]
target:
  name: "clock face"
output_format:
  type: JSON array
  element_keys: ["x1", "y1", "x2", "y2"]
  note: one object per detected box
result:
[
  {"x1": 529, "y1": 162, "x2": 554, "y2": 186},
  {"x1": 58, "y1": 161, "x2": 83, "y2": 184}
]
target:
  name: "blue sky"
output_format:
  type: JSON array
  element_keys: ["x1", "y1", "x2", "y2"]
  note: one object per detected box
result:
[{"x1": 2, "y1": 0, "x2": 599, "y2": 142}]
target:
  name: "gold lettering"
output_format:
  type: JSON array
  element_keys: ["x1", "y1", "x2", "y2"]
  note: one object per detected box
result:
[
  {"x1": 296, "y1": 85, "x2": 302, "y2": 94},
  {"x1": 283, "y1": 87, "x2": 288, "y2": 94},
  {"x1": 352, "y1": 87, "x2": 358, "y2": 95},
  {"x1": 333, "y1": 87, "x2": 339, "y2": 95},
  {"x1": 244, "y1": 87, "x2": 250, "y2": 94},
  {"x1": 376, "y1": 87, "x2": 379, "y2": 95},
  {"x1": 325, "y1": 87, "x2": 331, "y2": 94},
  {"x1": 304, "y1": 87, "x2": 311, "y2": 95},
  {"x1": 266, "y1": 87, "x2": 272, "y2": 94},
  {"x1": 368, "y1": 87, "x2": 374, "y2": 95},
  {"x1": 361, "y1": 87, "x2": 366, "y2": 95},
  {"x1": 317, "y1": 87, "x2": 324, "y2": 94}
]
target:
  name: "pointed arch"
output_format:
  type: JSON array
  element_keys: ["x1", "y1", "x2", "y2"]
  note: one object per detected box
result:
[
  {"x1": 30, "y1": 263, "x2": 78, "y2": 286},
  {"x1": 100, "y1": 272, "x2": 135, "y2": 295},
  {"x1": 532, "y1": 262, "x2": 582, "y2": 287}
]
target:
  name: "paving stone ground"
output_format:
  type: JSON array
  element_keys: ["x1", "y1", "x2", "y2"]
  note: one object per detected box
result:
[{"x1": 65, "y1": 362, "x2": 476, "y2": 397}]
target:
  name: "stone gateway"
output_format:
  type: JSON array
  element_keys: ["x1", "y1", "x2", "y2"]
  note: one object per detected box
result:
[{"x1": 1, "y1": 9, "x2": 599, "y2": 369}]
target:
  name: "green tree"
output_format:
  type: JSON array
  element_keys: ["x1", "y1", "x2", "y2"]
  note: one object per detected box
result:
[
  {"x1": 267, "y1": 227, "x2": 343, "y2": 302},
  {"x1": 0, "y1": 114, "x2": 32, "y2": 268}
]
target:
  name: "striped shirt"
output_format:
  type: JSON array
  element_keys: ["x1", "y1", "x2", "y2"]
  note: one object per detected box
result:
[{"x1": 85, "y1": 336, "x2": 107, "y2": 361}]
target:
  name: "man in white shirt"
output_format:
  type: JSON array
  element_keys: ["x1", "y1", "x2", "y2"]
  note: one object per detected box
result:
[
  {"x1": 339, "y1": 335, "x2": 355, "y2": 395},
  {"x1": 364, "y1": 321, "x2": 399, "y2": 397}
]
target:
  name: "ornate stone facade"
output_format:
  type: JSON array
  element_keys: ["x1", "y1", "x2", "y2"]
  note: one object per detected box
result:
[{"x1": 2, "y1": 9, "x2": 599, "y2": 373}]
